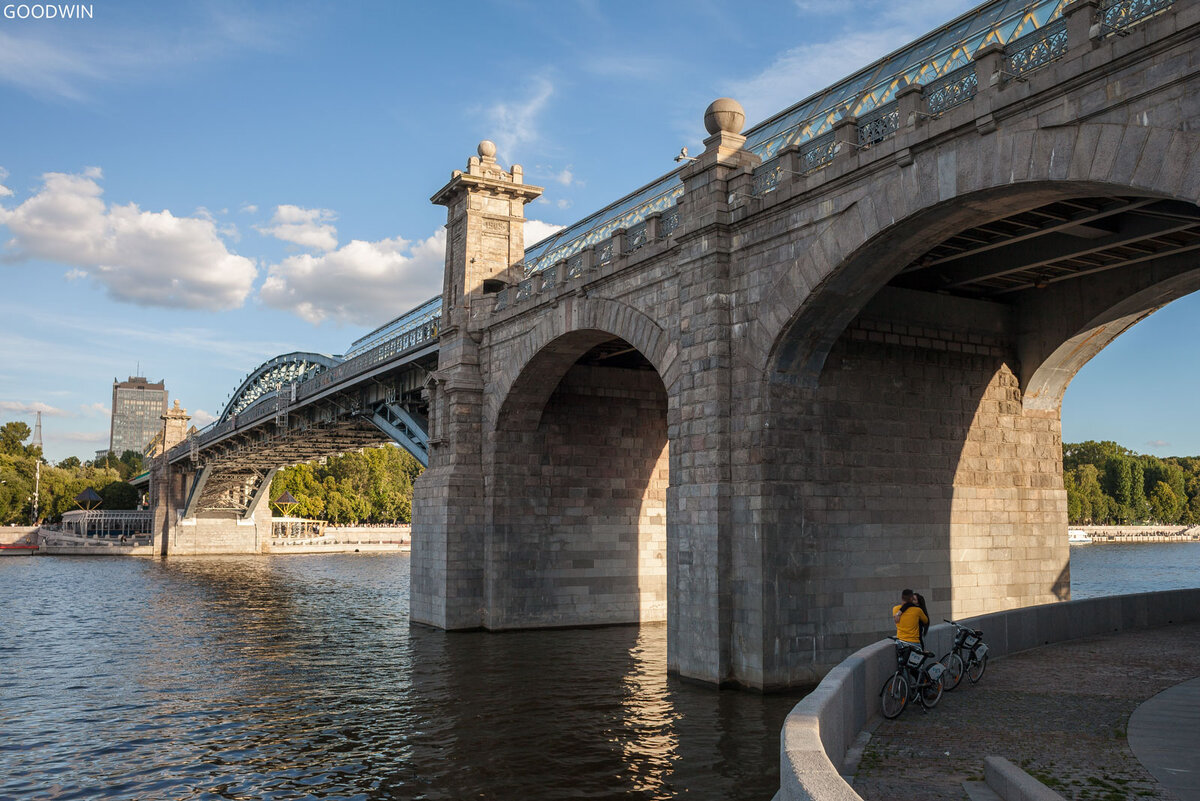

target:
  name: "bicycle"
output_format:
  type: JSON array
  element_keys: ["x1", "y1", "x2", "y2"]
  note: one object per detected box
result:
[
  {"x1": 937, "y1": 619, "x2": 989, "y2": 691},
  {"x1": 879, "y1": 638, "x2": 946, "y2": 719}
]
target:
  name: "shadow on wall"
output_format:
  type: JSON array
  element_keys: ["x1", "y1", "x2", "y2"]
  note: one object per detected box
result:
[{"x1": 490, "y1": 339, "x2": 669, "y2": 630}]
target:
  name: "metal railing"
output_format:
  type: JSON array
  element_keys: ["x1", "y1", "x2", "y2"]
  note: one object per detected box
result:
[
  {"x1": 169, "y1": 309, "x2": 440, "y2": 462},
  {"x1": 924, "y1": 62, "x2": 979, "y2": 116},
  {"x1": 1098, "y1": 0, "x2": 1174, "y2": 33}
]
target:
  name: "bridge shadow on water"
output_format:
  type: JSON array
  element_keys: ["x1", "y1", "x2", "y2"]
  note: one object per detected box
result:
[{"x1": 405, "y1": 622, "x2": 805, "y2": 800}]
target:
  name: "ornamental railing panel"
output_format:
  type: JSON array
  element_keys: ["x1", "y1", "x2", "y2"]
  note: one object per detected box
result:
[
  {"x1": 752, "y1": 159, "x2": 785, "y2": 196},
  {"x1": 857, "y1": 102, "x2": 900, "y2": 148},
  {"x1": 567, "y1": 251, "x2": 586, "y2": 279},
  {"x1": 925, "y1": 62, "x2": 978, "y2": 115},
  {"x1": 625, "y1": 221, "x2": 649, "y2": 253},
  {"x1": 1098, "y1": 0, "x2": 1173, "y2": 32},
  {"x1": 515, "y1": 279, "x2": 533, "y2": 302},
  {"x1": 1006, "y1": 17, "x2": 1068, "y2": 78},
  {"x1": 801, "y1": 131, "x2": 837, "y2": 174},
  {"x1": 539, "y1": 265, "x2": 559, "y2": 293},
  {"x1": 596, "y1": 241, "x2": 614, "y2": 266},
  {"x1": 659, "y1": 208, "x2": 680, "y2": 238}
]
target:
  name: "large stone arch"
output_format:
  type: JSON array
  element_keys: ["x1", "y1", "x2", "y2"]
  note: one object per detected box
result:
[
  {"x1": 484, "y1": 295, "x2": 677, "y2": 431},
  {"x1": 754, "y1": 121, "x2": 1200, "y2": 386},
  {"x1": 480, "y1": 302, "x2": 675, "y2": 631},
  {"x1": 742, "y1": 121, "x2": 1200, "y2": 685}
]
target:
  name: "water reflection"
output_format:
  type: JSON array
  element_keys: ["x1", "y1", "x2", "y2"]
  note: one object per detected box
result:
[{"x1": 0, "y1": 554, "x2": 800, "y2": 801}]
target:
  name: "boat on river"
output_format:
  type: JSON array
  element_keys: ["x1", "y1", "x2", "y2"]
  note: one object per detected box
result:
[
  {"x1": 0, "y1": 544, "x2": 39, "y2": 556},
  {"x1": 1068, "y1": 529, "x2": 1093, "y2": 544}
]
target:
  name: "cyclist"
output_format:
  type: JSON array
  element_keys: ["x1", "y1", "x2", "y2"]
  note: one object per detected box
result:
[{"x1": 892, "y1": 588, "x2": 928, "y2": 646}]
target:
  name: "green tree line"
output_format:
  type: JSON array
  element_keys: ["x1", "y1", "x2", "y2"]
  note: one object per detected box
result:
[
  {"x1": 0, "y1": 421, "x2": 140, "y2": 524},
  {"x1": 269, "y1": 445, "x2": 423, "y2": 525},
  {"x1": 1065, "y1": 441, "x2": 1200, "y2": 526}
]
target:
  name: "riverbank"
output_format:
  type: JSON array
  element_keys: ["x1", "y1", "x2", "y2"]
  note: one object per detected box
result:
[
  {"x1": 1, "y1": 525, "x2": 39, "y2": 546},
  {"x1": 265, "y1": 524, "x2": 410, "y2": 554},
  {"x1": 1077, "y1": 525, "x2": 1200, "y2": 543},
  {"x1": 852, "y1": 620, "x2": 1200, "y2": 800}
]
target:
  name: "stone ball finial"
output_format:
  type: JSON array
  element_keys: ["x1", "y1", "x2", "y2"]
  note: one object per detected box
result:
[
  {"x1": 478, "y1": 140, "x2": 497, "y2": 159},
  {"x1": 704, "y1": 98, "x2": 745, "y2": 136}
]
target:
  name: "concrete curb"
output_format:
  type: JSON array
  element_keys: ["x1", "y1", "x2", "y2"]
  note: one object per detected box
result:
[
  {"x1": 776, "y1": 588, "x2": 1200, "y2": 801},
  {"x1": 984, "y1": 756, "x2": 1065, "y2": 801}
]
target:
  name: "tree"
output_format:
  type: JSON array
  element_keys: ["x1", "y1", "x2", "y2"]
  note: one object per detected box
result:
[
  {"x1": 0, "y1": 422, "x2": 31, "y2": 456},
  {"x1": 268, "y1": 445, "x2": 424, "y2": 524},
  {"x1": 100, "y1": 481, "x2": 140, "y2": 510},
  {"x1": 1147, "y1": 481, "x2": 1182, "y2": 524},
  {"x1": 58, "y1": 456, "x2": 82, "y2": 470}
]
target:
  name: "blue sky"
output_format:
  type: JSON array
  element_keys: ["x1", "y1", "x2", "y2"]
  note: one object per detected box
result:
[{"x1": 1, "y1": 0, "x2": 1197, "y2": 462}]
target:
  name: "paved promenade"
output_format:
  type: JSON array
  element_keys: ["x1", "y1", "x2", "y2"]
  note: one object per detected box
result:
[{"x1": 851, "y1": 620, "x2": 1200, "y2": 801}]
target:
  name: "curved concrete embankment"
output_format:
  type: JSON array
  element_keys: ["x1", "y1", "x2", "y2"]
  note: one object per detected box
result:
[{"x1": 776, "y1": 588, "x2": 1200, "y2": 801}]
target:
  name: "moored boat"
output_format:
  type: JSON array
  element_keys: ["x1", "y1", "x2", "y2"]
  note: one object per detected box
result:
[
  {"x1": 1068, "y1": 529, "x2": 1093, "y2": 544},
  {"x1": 0, "y1": 544, "x2": 39, "y2": 556}
]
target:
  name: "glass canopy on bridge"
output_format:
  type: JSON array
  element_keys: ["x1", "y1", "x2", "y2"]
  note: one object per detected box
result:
[{"x1": 518, "y1": 0, "x2": 1067, "y2": 276}]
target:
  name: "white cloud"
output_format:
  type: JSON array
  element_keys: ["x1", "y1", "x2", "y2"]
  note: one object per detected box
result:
[
  {"x1": 191, "y1": 408, "x2": 217, "y2": 427},
  {"x1": 553, "y1": 167, "x2": 574, "y2": 187},
  {"x1": 0, "y1": 169, "x2": 256, "y2": 310},
  {"x1": 0, "y1": 167, "x2": 11, "y2": 197},
  {"x1": 256, "y1": 204, "x2": 338, "y2": 252},
  {"x1": 725, "y1": 1, "x2": 976, "y2": 126},
  {"x1": 1146, "y1": 439, "x2": 1171, "y2": 449},
  {"x1": 80, "y1": 402, "x2": 110, "y2": 418},
  {"x1": 487, "y1": 76, "x2": 554, "y2": 164},
  {"x1": 524, "y1": 219, "x2": 565, "y2": 248},
  {"x1": 241, "y1": 203, "x2": 258, "y2": 215},
  {"x1": 0, "y1": 400, "x2": 70, "y2": 417},
  {"x1": 55, "y1": 430, "x2": 108, "y2": 443},
  {"x1": 260, "y1": 230, "x2": 445, "y2": 326}
]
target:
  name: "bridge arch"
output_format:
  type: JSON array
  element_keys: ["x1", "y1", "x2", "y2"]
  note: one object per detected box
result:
[
  {"x1": 481, "y1": 311, "x2": 674, "y2": 631},
  {"x1": 758, "y1": 121, "x2": 1200, "y2": 387},
  {"x1": 218, "y1": 351, "x2": 341, "y2": 423},
  {"x1": 484, "y1": 296, "x2": 676, "y2": 430},
  {"x1": 746, "y1": 121, "x2": 1200, "y2": 683}
]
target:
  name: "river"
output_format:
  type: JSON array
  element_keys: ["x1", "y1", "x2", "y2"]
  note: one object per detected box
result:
[
  {"x1": 0, "y1": 555, "x2": 799, "y2": 801},
  {"x1": 2, "y1": 544, "x2": 1197, "y2": 800}
]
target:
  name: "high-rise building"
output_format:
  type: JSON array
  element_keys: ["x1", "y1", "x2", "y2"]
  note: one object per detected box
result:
[{"x1": 109, "y1": 376, "x2": 167, "y2": 457}]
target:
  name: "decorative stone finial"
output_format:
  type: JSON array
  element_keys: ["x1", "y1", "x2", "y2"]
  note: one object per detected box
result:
[
  {"x1": 478, "y1": 140, "x2": 497, "y2": 160},
  {"x1": 704, "y1": 98, "x2": 745, "y2": 136}
]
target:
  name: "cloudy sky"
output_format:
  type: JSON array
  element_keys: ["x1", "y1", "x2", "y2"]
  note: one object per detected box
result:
[{"x1": 2, "y1": 0, "x2": 1198, "y2": 462}]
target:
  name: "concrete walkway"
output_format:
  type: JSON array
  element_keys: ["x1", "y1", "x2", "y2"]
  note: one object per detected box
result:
[
  {"x1": 1128, "y1": 676, "x2": 1200, "y2": 800},
  {"x1": 851, "y1": 620, "x2": 1200, "y2": 801}
]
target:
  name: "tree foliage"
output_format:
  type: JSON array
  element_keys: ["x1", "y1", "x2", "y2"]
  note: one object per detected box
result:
[
  {"x1": 1065, "y1": 441, "x2": 1200, "y2": 526},
  {"x1": 0, "y1": 420, "x2": 139, "y2": 524},
  {"x1": 269, "y1": 446, "x2": 423, "y2": 525}
]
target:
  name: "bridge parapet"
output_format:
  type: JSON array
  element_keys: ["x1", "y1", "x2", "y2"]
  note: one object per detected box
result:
[{"x1": 486, "y1": 0, "x2": 1181, "y2": 324}]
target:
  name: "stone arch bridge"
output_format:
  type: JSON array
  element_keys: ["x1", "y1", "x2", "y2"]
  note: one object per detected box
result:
[{"x1": 152, "y1": 0, "x2": 1200, "y2": 689}]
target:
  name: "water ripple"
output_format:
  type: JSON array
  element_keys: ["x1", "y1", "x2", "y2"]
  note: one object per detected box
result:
[{"x1": 0, "y1": 554, "x2": 802, "y2": 800}]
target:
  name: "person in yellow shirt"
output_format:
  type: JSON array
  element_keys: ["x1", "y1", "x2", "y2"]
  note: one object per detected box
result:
[{"x1": 892, "y1": 588, "x2": 929, "y2": 645}]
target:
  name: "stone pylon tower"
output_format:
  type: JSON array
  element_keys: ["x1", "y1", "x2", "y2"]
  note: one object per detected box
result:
[{"x1": 411, "y1": 141, "x2": 543, "y2": 628}]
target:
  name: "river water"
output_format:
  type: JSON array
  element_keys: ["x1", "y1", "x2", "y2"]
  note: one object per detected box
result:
[
  {"x1": 0, "y1": 555, "x2": 800, "y2": 801},
  {"x1": 2, "y1": 544, "x2": 1198, "y2": 801}
]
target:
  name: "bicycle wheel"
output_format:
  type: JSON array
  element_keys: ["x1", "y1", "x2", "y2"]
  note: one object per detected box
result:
[
  {"x1": 920, "y1": 671, "x2": 944, "y2": 708},
  {"x1": 939, "y1": 652, "x2": 965, "y2": 691},
  {"x1": 967, "y1": 653, "x2": 988, "y2": 683},
  {"x1": 880, "y1": 672, "x2": 908, "y2": 719}
]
